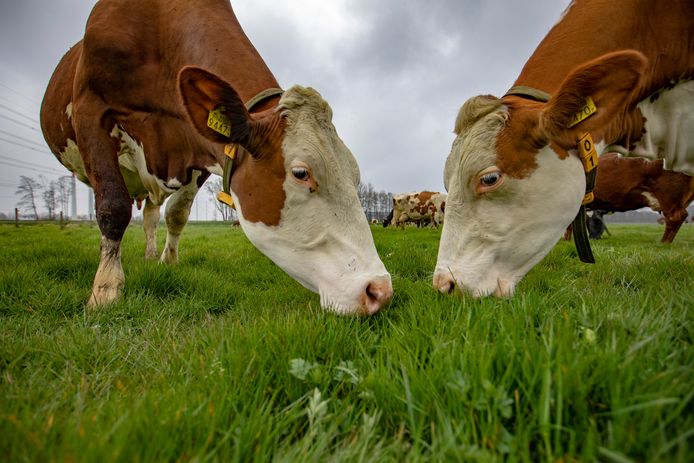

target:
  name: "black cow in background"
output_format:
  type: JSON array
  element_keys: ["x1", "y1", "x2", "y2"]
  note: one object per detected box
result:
[{"x1": 587, "y1": 210, "x2": 609, "y2": 239}]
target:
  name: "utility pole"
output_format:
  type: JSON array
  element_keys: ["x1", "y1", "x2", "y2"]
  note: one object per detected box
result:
[
  {"x1": 88, "y1": 187, "x2": 94, "y2": 221},
  {"x1": 71, "y1": 172, "x2": 77, "y2": 219}
]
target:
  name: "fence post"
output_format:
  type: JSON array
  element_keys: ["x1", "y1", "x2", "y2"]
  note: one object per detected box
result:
[
  {"x1": 15, "y1": 208, "x2": 19, "y2": 228},
  {"x1": 60, "y1": 211, "x2": 65, "y2": 230}
]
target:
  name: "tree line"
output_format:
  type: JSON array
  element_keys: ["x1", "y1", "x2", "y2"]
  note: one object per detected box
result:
[
  {"x1": 357, "y1": 182, "x2": 393, "y2": 222},
  {"x1": 204, "y1": 179, "x2": 392, "y2": 223},
  {"x1": 10, "y1": 175, "x2": 392, "y2": 223},
  {"x1": 14, "y1": 175, "x2": 73, "y2": 220}
]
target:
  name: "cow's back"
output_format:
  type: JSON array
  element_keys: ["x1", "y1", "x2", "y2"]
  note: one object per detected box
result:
[
  {"x1": 41, "y1": 42, "x2": 85, "y2": 181},
  {"x1": 40, "y1": 0, "x2": 281, "y2": 192}
]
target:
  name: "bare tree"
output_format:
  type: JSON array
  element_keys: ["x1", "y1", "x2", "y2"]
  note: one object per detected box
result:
[
  {"x1": 42, "y1": 179, "x2": 58, "y2": 220},
  {"x1": 204, "y1": 177, "x2": 237, "y2": 221},
  {"x1": 57, "y1": 175, "x2": 72, "y2": 215},
  {"x1": 358, "y1": 181, "x2": 392, "y2": 222},
  {"x1": 16, "y1": 176, "x2": 42, "y2": 220}
]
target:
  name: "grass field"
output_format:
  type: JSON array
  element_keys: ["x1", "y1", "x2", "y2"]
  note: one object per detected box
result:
[{"x1": 1, "y1": 221, "x2": 692, "y2": 462}]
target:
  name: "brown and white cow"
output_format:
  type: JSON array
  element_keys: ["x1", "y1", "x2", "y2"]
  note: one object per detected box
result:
[
  {"x1": 591, "y1": 153, "x2": 694, "y2": 243},
  {"x1": 434, "y1": 0, "x2": 694, "y2": 297},
  {"x1": 40, "y1": 0, "x2": 392, "y2": 315},
  {"x1": 385, "y1": 191, "x2": 447, "y2": 228}
]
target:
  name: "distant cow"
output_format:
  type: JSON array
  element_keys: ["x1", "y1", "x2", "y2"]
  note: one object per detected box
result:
[
  {"x1": 384, "y1": 192, "x2": 447, "y2": 228},
  {"x1": 40, "y1": 0, "x2": 391, "y2": 315},
  {"x1": 591, "y1": 153, "x2": 694, "y2": 243},
  {"x1": 587, "y1": 210, "x2": 609, "y2": 240},
  {"x1": 563, "y1": 209, "x2": 609, "y2": 241}
]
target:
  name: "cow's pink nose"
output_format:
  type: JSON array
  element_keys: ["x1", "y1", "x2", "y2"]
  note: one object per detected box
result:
[
  {"x1": 433, "y1": 273, "x2": 456, "y2": 294},
  {"x1": 361, "y1": 277, "x2": 393, "y2": 315}
]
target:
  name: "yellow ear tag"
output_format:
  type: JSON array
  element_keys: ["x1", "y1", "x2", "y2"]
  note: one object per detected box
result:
[
  {"x1": 582, "y1": 192, "x2": 595, "y2": 205},
  {"x1": 207, "y1": 107, "x2": 232, "y2": 137},
  {"x1": 567, "y1": 96, "x2": 597, "y2": 128},
  {"x1": 216, "y1": 191, "x2": 235, "y2": 208},
  {"x1": 577, "y1": 132, "x2": 598, "y2": 173}
]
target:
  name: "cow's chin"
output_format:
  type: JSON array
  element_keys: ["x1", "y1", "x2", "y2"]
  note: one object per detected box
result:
[
  {"x1": 434, "y1": 207, "x2": 578, "y2": 298},
  {"x1": 434, "y1": 242, "x2": 550, "y2": 298},
  {"x1": 272, "y1": 259, "x2": 392, "y2": 316},
  {"x1": 237, "y1": 216, "x2": 392, "y2": 316}
]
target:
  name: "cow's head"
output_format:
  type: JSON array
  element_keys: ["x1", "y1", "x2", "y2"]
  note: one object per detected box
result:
[
  {"x1": 433, "y1": 51, "x2": 646, "y2": 297},
  {"x1": 179, "y1": 67, "x2": 392, "y2": 315}
]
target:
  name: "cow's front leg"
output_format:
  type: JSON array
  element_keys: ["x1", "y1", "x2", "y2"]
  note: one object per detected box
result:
[
  {"x1": 89, "y1": 235, "x2": 125, "y2": 307},
  {"x1": 160, "y1": 172, "x2": 204, "y2": 264},
  {"x1": 74, "y1": 103, "x2": 132, "y2": 308},
  {"x1": 143, "y1": 198, "x2": 160, "y2": 259}
]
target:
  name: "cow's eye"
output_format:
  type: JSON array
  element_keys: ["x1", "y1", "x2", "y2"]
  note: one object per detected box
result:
[
  {"x1": 476, "y1": 168, "x2": 504, "y2": 194},
  {"x1": 292, "y1": 167, "x2": 310, "y2": 181},
  {"x1": 481, "y1": 172, "x2": 501, "y2": 186}
]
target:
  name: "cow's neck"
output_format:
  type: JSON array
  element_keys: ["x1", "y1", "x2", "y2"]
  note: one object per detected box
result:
[
  {"x1": 227, "y1": 97, "x2": 287, "y2": 226},
  {"x1": 514, "y1": 0, "x2": 694, "y2": 103}
]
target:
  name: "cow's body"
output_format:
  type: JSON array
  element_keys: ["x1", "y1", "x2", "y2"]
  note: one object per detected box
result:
[
  {"x1": 591, "y1": 153, "x2": 694, "y2": 243},
  {"x1": 434, "y1": 0, "x2": 694, "y2": 297},
  {"x1": 41, "y1": 0, "x2": 391, "y2": 315},
  {"x1": 385, "y1": 191, "x2": 446, "y2": 228}
]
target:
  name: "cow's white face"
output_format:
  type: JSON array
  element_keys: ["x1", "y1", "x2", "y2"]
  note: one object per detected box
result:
[
  {"x1": 236, "y1": 86, "x2": 391, "y2": 315},
  {"x1": 433, "y1": 96, "x2": 586, "y2": 297}
]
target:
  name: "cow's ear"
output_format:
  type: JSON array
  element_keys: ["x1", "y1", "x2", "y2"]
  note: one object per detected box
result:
[
  {"x1": 540, "y1": 50, "x2": 647, "y2": 149},
  {"x1": 178, "y1": 66, "x2": 251, "y2": 145}
]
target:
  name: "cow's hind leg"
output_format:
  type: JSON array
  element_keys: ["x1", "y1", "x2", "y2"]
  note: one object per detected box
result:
[
  {"x1": 143, "y1": 198, "x2": 160, "y2": 259},
  {"x1": 661, "y1": 209, "x2": 688, "y2": 243},
  {"x1": 160, "y1": 172, "x2": 205, "y2": 264},
  {"x1": 73, "y1": 104, "x2": 132, "y2": 308}
]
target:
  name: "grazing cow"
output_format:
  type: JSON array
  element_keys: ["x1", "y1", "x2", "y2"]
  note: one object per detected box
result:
[
  {"x1": 590, "y1": 153, "x2": 694, "y2": 243},
  {"x1": 587, "y1": 210, "x2": 608, "y2": 240},
  {"x1": 40, "y1": 0, "x2": 392, "y2": 315},
  {"x1": 563, "y1": 209, "x2": 609, "y2": 241},
  {"x1": 385, "y1": 191, "x2": 447, "y2": 228},
  {"x1": 434, "y1": 0, "x2": 694, "y2": 297}
]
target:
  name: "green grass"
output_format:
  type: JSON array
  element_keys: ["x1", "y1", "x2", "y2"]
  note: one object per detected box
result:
[{"x1": 1, "y1": 222, "x2": 692, "y2": 462}]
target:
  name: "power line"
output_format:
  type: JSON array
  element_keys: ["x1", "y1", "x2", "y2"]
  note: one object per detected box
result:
[
  {"x1": 0, "y1": 162, "x2": 63, "y2": 177},
  {"x1": 0, "y1": 165, "x2": 64, "y2": 179},
  {"x1": 0, "y1": 128, "x2": 47, "y2": 150},
  {"x1": 0, "y1": 136, "x2": 53, "y2": 155},
  {"x1": 0, "y1": 102, "x2": 39, "y2": 124},
  {"x1": 0, "y1": 112, "x2": 40, "y2": 132},
  {"x1": 0, "y1": 157, "x2": 66, "y2": 176},
  {"x1": 0, "y1": 153, "x2": 62, "y2": 170},
  {"x1": 0, "y1": 81, "x2": 40, "y2": 107},
  {"x1": 0, "y1": 93, "x2": 36, "y2": 118},
  {"x1": 0, "y1": 162, "x2": 64, "y2": 177}
]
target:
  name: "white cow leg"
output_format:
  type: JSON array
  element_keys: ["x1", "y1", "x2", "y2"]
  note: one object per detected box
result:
[
  {"x1": 160, "y1": 180, "x2": 199, "y2": 264},
  {"x1": 143, "y1": 198, "x2": 160, "y2": 259},
  {"x1": 88, "y1": 236, "x2": 125, "y2": 308}
]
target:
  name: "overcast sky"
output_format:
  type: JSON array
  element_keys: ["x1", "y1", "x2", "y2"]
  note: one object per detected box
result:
[{"x1": 0, "y1": 0, "x2": 568, "y2": 219}]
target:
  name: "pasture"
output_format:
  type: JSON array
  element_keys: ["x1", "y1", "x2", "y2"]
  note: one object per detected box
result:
[{"x1": 1, "y1": 222, "x2": 692, "y2": 461}]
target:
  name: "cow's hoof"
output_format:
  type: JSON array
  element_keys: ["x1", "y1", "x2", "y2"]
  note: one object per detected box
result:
[
  {"x1": 159, "y1": 249, "x2": 178, "y2": 265},
  {"x1": 87, "y1": 285, "x2": 122, "y2": 309}
]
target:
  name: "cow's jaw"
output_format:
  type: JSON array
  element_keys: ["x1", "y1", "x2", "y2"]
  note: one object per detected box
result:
[{"x1": 434, "y1": 140, "x2": 585, "y2": 298}]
